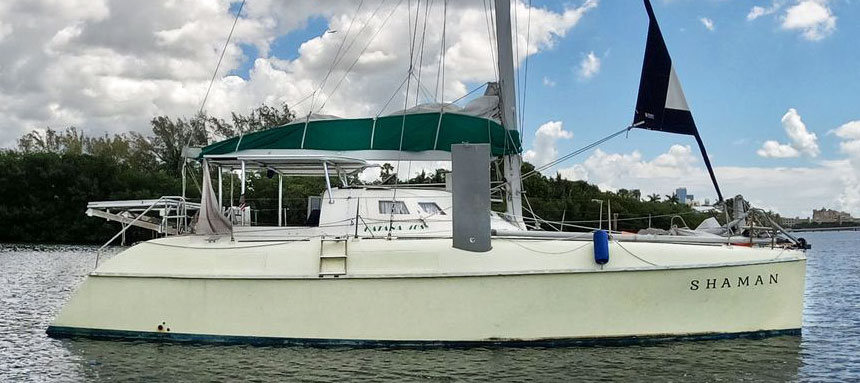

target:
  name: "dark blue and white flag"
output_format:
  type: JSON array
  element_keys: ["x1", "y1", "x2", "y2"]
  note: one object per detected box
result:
[
  {"x1": 632, "y1": 0, "x2": 724, "y2": 201},
  {"x1": 633, "y1": 0, "x2": 697, "y2": 136}
]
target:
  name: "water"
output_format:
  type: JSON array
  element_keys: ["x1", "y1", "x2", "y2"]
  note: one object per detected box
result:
[{"x1": 1, "y1": 232, "x2": 858, "y2": 382}]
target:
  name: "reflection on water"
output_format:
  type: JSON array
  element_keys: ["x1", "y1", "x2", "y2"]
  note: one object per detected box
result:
[
  {"x1": 59, "y1": 337, "x2": 802, "y2": 382},
  {"x1": 1, "y1": 232, "x2": 858, "y2": 382}
]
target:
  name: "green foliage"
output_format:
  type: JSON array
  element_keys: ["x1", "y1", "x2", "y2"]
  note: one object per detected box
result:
[
  {"x1": 518, "y1": 167, "x2": 710, "y2": 232},
  {"x1": 1, "y1": 102, "x2": 712, "y2": 244},
  {"x1": 0, "y1": 151, "x2": 180, "y2": 244}
]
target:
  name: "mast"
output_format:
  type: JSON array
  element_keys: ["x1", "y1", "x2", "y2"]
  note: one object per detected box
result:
[{"x1": 494, "y1": 0, "x2": 526, "y2": 229}]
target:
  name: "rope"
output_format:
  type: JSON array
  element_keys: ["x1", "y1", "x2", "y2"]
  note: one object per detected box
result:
[
  {"x1": 198, "y1": 0, "x2": 245, "y2": 115},
  {"x1": 413, "y1": 0, "x2": 433, "y2": 106},
  {"x1": 482, "y1": 0, "x2": 499, "y2": 81},
  {"x1": 377, "y1": 75, "x2": 410, "y2": 116},
  {"x1": 317, "y1": 0, "x2": 402, "y2": 112},
  {"x1": 521, "y1": 126, "x2": 632, "y2": 181},
  {"x1": 309, "y1": 0, "x2": 366, "y2": 113},
  {"x1": 519, "y1": 0, "x2": 532, "y2": 133},
  {"x1": 389, "y1": 0, "x2": 421, "y2": 237},
  {"x1": 450, "y1": 82, "x2": 488, "y2": 104},
  {"x1": 512, "y1": 0, "x2": 521, "y2": 128},
  {"x1": 613, "y1": 239, "x2": 660, "y2": 266},
  {"x1": 435, "y1": 0, "x2": 448, "y2": 101},
  {"x1": 498, "y1": 238, "x2": 592, "y2": 255}
]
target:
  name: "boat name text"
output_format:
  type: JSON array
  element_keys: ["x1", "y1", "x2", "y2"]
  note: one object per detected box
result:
[{"x1": 690, "y1": 274, "x2": 778, "y2": 290}]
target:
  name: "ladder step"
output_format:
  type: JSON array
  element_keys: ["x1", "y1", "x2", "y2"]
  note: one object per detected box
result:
[{"x1": 319, "y1": 254, "x2": 347, "y2": 259}]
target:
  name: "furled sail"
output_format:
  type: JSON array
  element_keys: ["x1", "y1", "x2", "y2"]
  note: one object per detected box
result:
[{"x1": 632, "y1": 0, "x2": 724, "y2": 201}]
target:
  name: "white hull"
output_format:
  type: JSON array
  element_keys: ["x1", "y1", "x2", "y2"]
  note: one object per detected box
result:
[{"x1": 49, "y1": 236, "x2": 806, "y2": 345}]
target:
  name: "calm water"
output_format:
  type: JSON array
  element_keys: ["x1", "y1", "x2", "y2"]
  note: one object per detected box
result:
[{"x1": 1, "y1": 232, "x2": 858, "y2": 382}]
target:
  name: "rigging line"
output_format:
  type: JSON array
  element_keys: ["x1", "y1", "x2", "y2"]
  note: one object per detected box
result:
[
  {"x1": 313, "y1": 0, "x2": 387, "y2": 113},
  {"x1": 182, "y1": 0, "x2": 244, "y2": 196},
  {"x1": 491, "y1": 125, "x2": 630, "y2": 192},
  {"x1": 482, "y1": 0, "x2": 499, "y2": 82},
  {"x1": 523, "y1": 126, "x2": 632, "y2": 180},
  {"x1": 199, "y1": 0, "x2": 245, "y2": 115},
  {"x1": 489, "y1": 0, "x2": 499, "y2": 81},
  {"x1": 311, "y1": 0, "x2": 389, "y2": 112},
  {"x1": 519, "y1": 0, "x2": 532, "y2": 133},
  {"x1": 310, "y1": 0, "x2": 366, "y2": 113},
  {"x1": 511, "y1": 211, "x2": 702, "y2": 226},
  {"x1": 434, "y1": 0, "x2": 448, "y2": 102},
  {"x1": 376, "y1": 75, "x2": 411, "y2": 116},
  {"x1": 410, "y1": 72, "x2": 436, "y2": 103},
  {"x1": 450, "y1": 82, "x2": 488, "y2": 104},
  {"x1": 390, "y1": 0, "x2": 421, "y2": 237},
  {"x1": 513, "y1": 0, "x2": 521, "y2": 128},
  {"x1": 414, "y1": 0, "x2": 433, "y2": 106},
  {"x1": 318, "y1": 0, "x2": 404, "y2": 112},
  {"x1": 523, "y1": 194, "x2": 561, "y2": 231},
  {"x1": 289, "y1": 92, "x2": 316, "y2": 110}
]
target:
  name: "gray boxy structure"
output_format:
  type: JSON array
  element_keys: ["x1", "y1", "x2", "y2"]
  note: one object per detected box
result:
[{"x1": 451, "y1": 143, "x2": 492, "y2": 252}]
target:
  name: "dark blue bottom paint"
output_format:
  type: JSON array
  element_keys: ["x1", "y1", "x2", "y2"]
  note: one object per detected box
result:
[{"x1": 46, "y1": 326, "x2": 802, "y2": 349}]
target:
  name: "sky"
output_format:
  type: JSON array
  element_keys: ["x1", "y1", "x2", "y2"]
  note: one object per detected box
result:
[{"x1": 0, "y1": 0, "x2": 857, "y2": 217}]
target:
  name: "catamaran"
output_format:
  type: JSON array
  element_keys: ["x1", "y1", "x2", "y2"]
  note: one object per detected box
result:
[{"x1": 48, "y1": 0, "x2": 807, "y2": 346}]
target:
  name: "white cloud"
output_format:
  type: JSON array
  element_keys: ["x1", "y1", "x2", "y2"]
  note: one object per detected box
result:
[
  {"x1": 757, "y1": 108, "x2": 819, "y2": 158},
  {"x1": 554, "y1": 144, "x2": 847, "y2": 217},
  {"x1": 558, "y1": 145, "x2": 699, "y2": 191},
  {"x1": 757, "y1": 140, "x2": 800, "y2": 158},
  {"x1": 0, "y1": 0, "x2": 599, "y2": 147},
  {"x1": 699, "y1": 17, "x2": 715, "y2": 31},
  {"x1": 747, "y1": 2, "x2": 783, "y2": 21},
  {"x1": 781, "y1": 0, "x2": 836, "y2": 41},
  {"x1": 827, "y1": 120, "x2": 860, "y2": 213},
  {"x1": 576, "y1": 51, "x2": 600, "y2": 80},
  {"x1": 833, "y1": 120, "x2": 860, "y2": 141},
  {"x1": 542, "y1": 76, "x2": 556, "y2": 87},
  {"x1": 523, "y1": 121, "x2": 573, "y2": 169},
  {"x1": 781, "y1": 108, "x2": 820, "y2": 156}
]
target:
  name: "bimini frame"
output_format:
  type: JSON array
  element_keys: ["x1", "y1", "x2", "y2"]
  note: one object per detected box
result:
[{"x1": 202, "y1": 153, "x2": 377, "y2": 227}]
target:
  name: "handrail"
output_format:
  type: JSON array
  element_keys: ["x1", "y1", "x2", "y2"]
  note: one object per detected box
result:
[
  {"x1": 748, "y1": 208, "x2": 802, "y2": 247},
  {"x1": 94, "y1": 196, "x2": 192, "y2": 268}
]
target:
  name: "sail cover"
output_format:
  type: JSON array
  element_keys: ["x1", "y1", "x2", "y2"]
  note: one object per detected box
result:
[
  {"x1": 200, "y1": 111, "x2": 522, "y2": 159},
  {"x1": 633, "y1": 0, "x2": 697, "y2": 135}
]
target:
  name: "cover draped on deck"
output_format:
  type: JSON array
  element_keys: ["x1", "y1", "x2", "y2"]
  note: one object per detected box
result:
[{"x1": 195, "y1": 160, "x2": 232, "y2": 235}]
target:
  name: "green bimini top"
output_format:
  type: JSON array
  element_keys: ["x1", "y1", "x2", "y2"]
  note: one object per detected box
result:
[{"x1": 199, "y1": 112, "x2": 522, "y2": 160}]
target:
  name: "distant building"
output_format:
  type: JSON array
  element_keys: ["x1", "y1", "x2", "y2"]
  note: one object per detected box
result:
[
  {"x1": 780, "y1": 217, "x2": 810, "y2": 228},
  {"x1": 812, "y1": 208, "x2": 854, "y2": 224},
  {"x1": 674, "y1": 187, "x2": 695, "y2": 205},
  {"x1": 675, "y1": 188, "x2": 687, "y2": 204}
]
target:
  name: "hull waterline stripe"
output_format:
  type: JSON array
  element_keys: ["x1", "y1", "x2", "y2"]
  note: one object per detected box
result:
[{"x1": 45, "y1": 326, "x2": 801, "y2": 348}]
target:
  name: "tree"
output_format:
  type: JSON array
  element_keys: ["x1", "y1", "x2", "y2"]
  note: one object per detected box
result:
[
  {"x1": 18, "y1": 127, "x2": 84, "y2": 154},
  {"x1": 213, "y1": 103, "x2": 295, "y2": 139},
  {"x1": 665, "y1": 193, "x2": 680, "y2": 204},
  {"x1": 379, "y1": 163, "x2": 396, "y2": 184},
  {"x1": 647, "y1": 193, "x2": 661, "y2": 202},
  {"x1": 149, "y1": 114, "x2": 209, "y2": 176}
]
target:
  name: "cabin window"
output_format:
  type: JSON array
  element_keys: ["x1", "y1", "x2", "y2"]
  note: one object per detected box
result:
[
  {"x1": 419, "y1": 202, "x2": 446, "y2": 215},
  {"x1": 379, "y1": 200, "x2": 410, "y2": 214}
]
